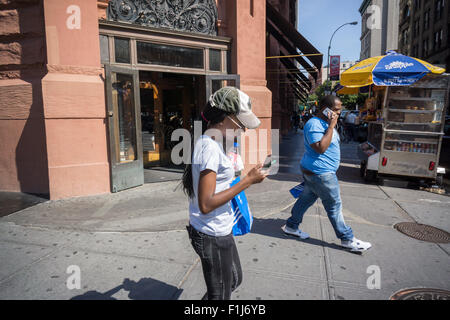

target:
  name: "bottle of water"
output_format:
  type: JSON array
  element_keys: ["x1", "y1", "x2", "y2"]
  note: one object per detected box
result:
[{"x1": 228, "y1": 142, "x2": 244, "y2": 176}]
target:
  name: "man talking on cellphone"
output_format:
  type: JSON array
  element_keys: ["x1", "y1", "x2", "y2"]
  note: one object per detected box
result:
[{"x1": 282, "y1": 95, "x2": 372, "y2": 253}]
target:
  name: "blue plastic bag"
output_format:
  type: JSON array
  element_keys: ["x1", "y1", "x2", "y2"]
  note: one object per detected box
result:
[
  {"x1": 289, "y1": 182, "x2": 305, "y2": 198},
  {"x1": 230, "y1": 177, "x2": 253, "y2": 236}
]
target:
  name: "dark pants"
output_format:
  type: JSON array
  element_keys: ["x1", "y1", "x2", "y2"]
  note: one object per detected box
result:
[{"x1": 186, "y1": 225, "x2": 243, "y2": 300}]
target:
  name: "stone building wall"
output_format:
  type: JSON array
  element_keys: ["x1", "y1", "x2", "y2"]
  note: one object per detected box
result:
[{"x1": 0, "y1": 0, "x2": 49, "y2": 195}]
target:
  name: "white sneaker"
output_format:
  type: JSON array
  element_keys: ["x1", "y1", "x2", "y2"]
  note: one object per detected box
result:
[
  {"x1": 282, "y1": 225, "x2": 310, "y2": 239},
  {"x1": 341, "y1": 237, "x2": 372, "y2": 253}
]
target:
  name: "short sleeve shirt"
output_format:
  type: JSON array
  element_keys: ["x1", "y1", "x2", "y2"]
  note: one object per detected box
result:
[
  {"x1": 189, "y1": 135, "x2": 235, "y2": 237},
  {"x1": 301, "y1": 117, "x2": 340, "y2": 175}
]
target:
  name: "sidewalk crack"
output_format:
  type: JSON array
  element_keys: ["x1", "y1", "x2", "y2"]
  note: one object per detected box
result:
[
  {"x1": 317, "y1": 203, "x2": 333, "y2": 300},
  {"x1": 174, "y1": 257, "x2": 200, "y2": 299}
]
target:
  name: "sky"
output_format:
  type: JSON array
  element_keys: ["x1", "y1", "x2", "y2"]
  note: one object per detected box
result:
[{"x1": 297, "y1": 0, "x2": 363, "y2": 64}]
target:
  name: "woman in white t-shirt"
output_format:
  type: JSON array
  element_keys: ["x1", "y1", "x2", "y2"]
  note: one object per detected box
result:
[{"x1": 182, "y1": 87, "x2": 267, "y2": 300}]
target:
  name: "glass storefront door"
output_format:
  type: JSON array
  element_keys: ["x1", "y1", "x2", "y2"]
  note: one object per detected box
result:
[
  {"x1": 205, "y1": 74, "x2": 240, "y2": 100},
  {"x1": 105, "y1": 65, "x2": 144, "y2": 192},
  {"x1": 100, "y1": 24, "x2": 233, "y2": 188}
]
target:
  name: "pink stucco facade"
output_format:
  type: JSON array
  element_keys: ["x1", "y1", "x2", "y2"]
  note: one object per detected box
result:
[
  {"x1": 1, "y1": 0, "x2": 109, "y2": 199},
  {"x1": 0, "y1": 0, "x2": 309, "y2": 199}
]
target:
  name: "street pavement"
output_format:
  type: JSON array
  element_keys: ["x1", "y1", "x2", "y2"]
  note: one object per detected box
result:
[{"x1": 0, "y1": 130, "x2": 449, "y2": 300}]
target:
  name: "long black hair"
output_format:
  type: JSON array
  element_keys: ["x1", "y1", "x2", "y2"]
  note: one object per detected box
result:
[{"x1": 181, "y1": 102, "x2": 232, "y2": 198}]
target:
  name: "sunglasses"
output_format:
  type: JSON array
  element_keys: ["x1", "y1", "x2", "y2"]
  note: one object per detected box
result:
[{"x1": 227, "y1": 116, "x2": 245, "y2": 130}]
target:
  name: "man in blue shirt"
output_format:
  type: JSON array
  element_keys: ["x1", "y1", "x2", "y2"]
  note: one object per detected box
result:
[{"x1": 282, "y1": 96, "x2": 372, "y2": 253}]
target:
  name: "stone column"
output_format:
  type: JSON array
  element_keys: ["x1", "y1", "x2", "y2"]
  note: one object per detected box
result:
[{"x1": 222, "y1": 0, "x2": 273, "y2": 172}]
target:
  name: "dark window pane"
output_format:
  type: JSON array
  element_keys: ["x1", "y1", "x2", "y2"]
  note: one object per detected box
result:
[
  {"x1": 209, "y1": 49, "x2": 221, "y2": 71},
  {"x1": 212, "y1": 79, "x2": 237, "y2": 93},
  {"x1": 115, "y1": 38, "x2": 130, "y2": 64},
  {"x1": 212, "y1": 80, "x2": 223, "y2": 93},
  {"x1": 137, "y1": 41, "x2": 204, "y2": 69},
  {"x1": 100, "y1": 35, "x2": 109, "y2": 63}
]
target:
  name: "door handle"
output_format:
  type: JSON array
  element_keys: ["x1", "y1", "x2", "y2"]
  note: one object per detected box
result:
[{"x1": 108, "y1": 111, "x2": 114, "y2": 117}]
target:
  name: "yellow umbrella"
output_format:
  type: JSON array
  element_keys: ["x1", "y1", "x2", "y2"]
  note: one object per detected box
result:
[
  {"x1": 336, "y1": 84, "x2": 372, "y2": 95},
  {"x1": 336, "y1": 86, "x2": 360, "y2": 95},
  {"x1": 341, "y1": 51, "x2": 445, "y2": 87}
]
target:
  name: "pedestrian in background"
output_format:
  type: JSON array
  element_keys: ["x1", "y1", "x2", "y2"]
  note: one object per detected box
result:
[
  {"x1": 182, "y1": 87, "x2": 268, "y2": 300},
  {"x1": 345, "y1": 111, "x2": 357, "y2": 142},
  {"x1": 282, "y1": 95, "x2": 372, "y2": 253},
  {"x1": 292, "y1": 111, "x2": 300, "y2": 132}
]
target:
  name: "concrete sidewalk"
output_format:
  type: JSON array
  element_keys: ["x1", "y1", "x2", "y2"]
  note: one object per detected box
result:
[{"x1": 0, "y1": 132, "x2": 449, "y2": 300}]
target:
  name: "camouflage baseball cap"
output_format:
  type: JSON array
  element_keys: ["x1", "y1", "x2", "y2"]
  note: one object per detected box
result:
[{"x1": 209, "y1": 87, "x2": 261, "y2": 129}]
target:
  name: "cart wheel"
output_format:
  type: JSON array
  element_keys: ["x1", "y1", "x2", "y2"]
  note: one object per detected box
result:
[
  {"x1": 361, "y1": 161, "x2": 377, "y2": 183},
  {"x1": 436, "y1": 175, "x2": 444, "y2": 187},
  {"x1": 365, "y1": 170, "x2": 377, "y2": 183}
]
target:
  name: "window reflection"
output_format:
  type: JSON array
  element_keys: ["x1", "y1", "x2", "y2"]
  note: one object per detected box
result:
[
  {"x1": 140, "y1": 83, "x2": 156, "y2": 152},
  {"x1": 209, "y1": 49, "x2": 221, "y2": 71},
  {"x1": 112, "y1": 73, "x2": 137, "y2": 162},
  {"x1": 137, "y1": 41, "x2": 204, "y2": 69},
  {"x1": 100, "y1": 35, "x2": 109, "y2": 63},
  {"x1": 115, "y1": 38, "x2": 130, "y2": 64}
]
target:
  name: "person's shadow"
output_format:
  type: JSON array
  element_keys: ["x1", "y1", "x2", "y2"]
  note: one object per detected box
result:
[
  {"x1": 71, "y1": 278, "x2": 183, "y2": 300},
  {"x1": 251, "y1": 217, "x2": 362, "y2": 255}
]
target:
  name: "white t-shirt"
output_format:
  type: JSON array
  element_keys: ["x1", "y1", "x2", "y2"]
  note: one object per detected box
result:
[{"x1": 189, "y1": 135, "x2": 235, "y2": 237}]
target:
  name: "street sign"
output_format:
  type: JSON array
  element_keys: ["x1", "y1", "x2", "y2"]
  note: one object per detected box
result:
[{"x1": 330, "y1": 55, "x2": 340, "y2": 81}]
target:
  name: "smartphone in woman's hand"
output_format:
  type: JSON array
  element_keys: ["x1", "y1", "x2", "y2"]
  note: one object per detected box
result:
[
  {"x1": 263, "y1": 155, "x2": 276, "y2": 169},
  {"x1": 262, "y1": 155, "x2": 277, "y2": 175}
]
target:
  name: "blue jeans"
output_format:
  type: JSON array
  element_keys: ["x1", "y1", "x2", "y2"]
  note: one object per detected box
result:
[{"x1": 286, "y1": 172, "x2": 354, "y2": 241}]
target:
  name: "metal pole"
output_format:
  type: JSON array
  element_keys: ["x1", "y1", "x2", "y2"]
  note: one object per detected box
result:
[{"x1": 327, "y1": 21, "x2": 358, "y2": 93}]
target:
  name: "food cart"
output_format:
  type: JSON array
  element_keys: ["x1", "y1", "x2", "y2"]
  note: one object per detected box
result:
[{"x1": 358, "y1": 74, "x2": 450, "y2": 186}]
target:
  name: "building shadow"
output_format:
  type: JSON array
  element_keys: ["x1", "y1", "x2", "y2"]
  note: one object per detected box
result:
[
  {"x1": 11, "y1": 3, "x2": 50, "y2": 199},
  {"x1": 335, "y1": 164, "x2": 366, "y2": 185},
  {"x1": 0, "y1": 191, "x2": 47, "y2": 218},
  {"x1": 71, "y1": 277, "x2": 183, "y2": 300},
  {"x1": 143, "y1": 165, "x2": 184, "y2": 183},
  {"x1": 14, "y1": 76, "x2": 50, "y2": 199},
  {"x1": 265, "y1": 161, "x2": 372, "y2": 187},
  {"x1": 266, "y1": 172, "x2": 303, "y2": 183}
]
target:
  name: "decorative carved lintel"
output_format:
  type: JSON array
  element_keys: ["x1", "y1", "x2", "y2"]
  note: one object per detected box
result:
[{"x1": 107, "y1": 0, "x2": 218, "y2": 36}]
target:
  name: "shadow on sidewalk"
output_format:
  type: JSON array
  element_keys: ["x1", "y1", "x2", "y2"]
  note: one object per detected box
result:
[
  {"x1": 251, "y1": 217, "x2": 352, "y2": 254},
  {"x1": 336, "y1": 165, "x2": 365, "y2": 185},
  {"x1": 0, "y1": 191, "x2": 48, "y2": 218},
  {"x1": 71, "y1": 277, "x2": 182, "y2": 300},
  {"x1": 267, "y1": 166, "x2": 368, "y2": 186},
  {"x1": 266, "y1": 172, "x2": 303, "y2": 183}
]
